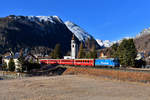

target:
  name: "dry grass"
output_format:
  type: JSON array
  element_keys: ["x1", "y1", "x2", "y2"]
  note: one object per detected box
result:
[
  {"x1": 1, "y1": 75, "x2": 150, "y2": 100},
  {"x1": 0, "y1": 71, "x2": 25, "y2": 75},
  {"x1": 63, "y1": 67, "x2": 150, "y2": 83}
]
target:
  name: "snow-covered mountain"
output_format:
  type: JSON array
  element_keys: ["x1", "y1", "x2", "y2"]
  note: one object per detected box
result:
[
  {"x1": 65, "y1": 21, "x2": 93, "y2": 41},
  {"x1": 96, "y1": 36, "x2": 134, "y2": 48},
  {"x1": 65, "y1": 21, "x2": 133, "y2": 48},
  {"x1": 65, "y1": 21, "x2": 114, "y2": 48},
  {"x1": 96, "y1": 39, "x2": 114, "y2": 48},
  {"x1": 9, "y1": 15, "x2": 64, "y2": 24},
  {"x1": 27, "y1": 16, "x2": 64, "y2": 24}
]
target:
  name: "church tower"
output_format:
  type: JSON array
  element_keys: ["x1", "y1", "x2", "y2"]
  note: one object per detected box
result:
[{"x1": 71, "y1": 35, "x2": 78, "y2": 59}]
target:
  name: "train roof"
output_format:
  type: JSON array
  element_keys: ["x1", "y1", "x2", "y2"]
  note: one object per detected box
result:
[
  {"x1": 40, "y1": 58, "x2": 93, "y2": 60},
  {"x1": 39, "y1": 58, "x2": 118, "y2": 60}
]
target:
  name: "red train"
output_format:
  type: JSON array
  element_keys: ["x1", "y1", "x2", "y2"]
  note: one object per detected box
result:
[{"x1": 39, "y1": 59, "x2": 95, "y2": 66}]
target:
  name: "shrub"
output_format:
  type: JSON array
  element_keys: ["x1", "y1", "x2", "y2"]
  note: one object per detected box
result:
[{"x1": 8, "y1": 58, "x2": 15, "y2": 71}]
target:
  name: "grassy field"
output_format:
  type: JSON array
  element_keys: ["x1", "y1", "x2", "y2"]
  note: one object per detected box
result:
[{"x1": 0, "y1": 75, "x2": 150, "y2": 100}]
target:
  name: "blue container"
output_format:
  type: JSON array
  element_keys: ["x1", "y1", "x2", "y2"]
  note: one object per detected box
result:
[{"x1": 95, "y1": 58, "x2": 119, "y2": 67}]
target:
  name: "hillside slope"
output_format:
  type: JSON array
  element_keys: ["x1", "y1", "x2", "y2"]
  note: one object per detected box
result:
[
  {"x1": 65, "y1": 21, "x2": 92, "y2": 41},
  {"x1": 0, "y1": 15, "x2": 75, "y2": 54},
  {"x1": 134, "y1": 28, "x2": 150, "y2": 57}
]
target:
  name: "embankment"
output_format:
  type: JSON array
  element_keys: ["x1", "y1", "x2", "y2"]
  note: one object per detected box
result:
[{"x1": 63, "y1": 67, "x2": 150, "y2": 83}]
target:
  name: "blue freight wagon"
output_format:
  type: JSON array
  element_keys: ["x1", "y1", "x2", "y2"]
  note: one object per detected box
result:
[{"x1": 95, "y1": 58, "x2": 120, "y2": 67}]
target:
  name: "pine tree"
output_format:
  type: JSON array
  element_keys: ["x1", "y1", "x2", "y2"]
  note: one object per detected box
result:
[
  {"x1": 17, "y1": 52, "x2": 26, "y2": 72},
  {"x1": 78, "y1": 42, "x2": 86, "y2": 58},
  {"x1": 51, "y1": 44, "x2": 62, "y2": 59},
  {"x1": 85, "y1": 38, "x2": 91, "y2": 50},
  {"x1": 117, "y1": 39, "x2": 137, "y2": 67},
  {"x1": 111, "y1": 43, "x2": 119, "y2": 58},
  {"x1": 8, "y1": 58, "x2": 15, "y2": 71},
  {"x1": 90, "y1": 44, "x2": 97, "y2": 58},
  {"x1": 50, "y1": 51, "x2": 54, "y2": 58},
  {"x1": 85, "y1": 51, "x2": 91, "y2": 58}
]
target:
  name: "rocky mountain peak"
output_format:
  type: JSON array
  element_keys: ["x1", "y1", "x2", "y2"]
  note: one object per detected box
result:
[{"x1": 136, "y1": 27, "x2": 150, "y2": 38}]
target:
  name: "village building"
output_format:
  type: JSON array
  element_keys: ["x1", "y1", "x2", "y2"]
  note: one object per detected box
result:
[
  {"x1": 136, "y1": 52, "x2": 145, "y2": 60},
  {"x1": 3, "y1": 52, "x2": 38, "y2": 71},
  {"x1": 97, "y1": 50, "x2": 108, "y2": 58},
  {"x1": 3, "y1": 52, "x2": 20, "y2": 70}
]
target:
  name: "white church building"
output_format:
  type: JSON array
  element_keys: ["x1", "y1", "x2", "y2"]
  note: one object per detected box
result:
[{"x1": 64, "y1": 35, "x2": 78, "y2": 59}]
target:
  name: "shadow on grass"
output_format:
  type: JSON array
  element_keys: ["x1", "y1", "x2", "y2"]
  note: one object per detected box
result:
[{"x1": 29, "y1": 65, "x2": 67, "y2": 76}]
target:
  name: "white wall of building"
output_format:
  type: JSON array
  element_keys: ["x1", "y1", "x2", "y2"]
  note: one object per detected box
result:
[{"x1": 3, "y1": 58, "x2": 20, "y2": 71}]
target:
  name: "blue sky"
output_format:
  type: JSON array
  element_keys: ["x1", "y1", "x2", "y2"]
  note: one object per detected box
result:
[{"x1": 1, "y1": 0, "x2": 150, "y2": 41}]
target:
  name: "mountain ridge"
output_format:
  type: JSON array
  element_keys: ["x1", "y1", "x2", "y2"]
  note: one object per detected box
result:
[
  {"x1": 0, "y1": 15, "x2": 100, "y2": 55},
  {"x1": 0, "y1": 15, "x2": 74, "y2": 55}
]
